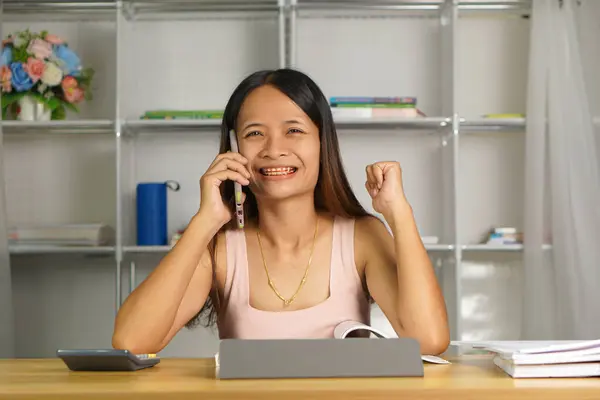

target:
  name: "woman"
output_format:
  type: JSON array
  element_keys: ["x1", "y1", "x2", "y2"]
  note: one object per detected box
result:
[{"x1": 112, "y1": 69, "x2": 449, "y2": 356}]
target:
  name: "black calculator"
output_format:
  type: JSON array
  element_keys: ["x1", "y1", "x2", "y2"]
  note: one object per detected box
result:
[{"x1": 57, "y1": 349, "x2": 160, "y2": 371}]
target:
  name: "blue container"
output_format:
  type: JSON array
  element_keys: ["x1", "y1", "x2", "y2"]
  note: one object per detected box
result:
[{"x1": 136, "y1": 181, "x2": 180, "y2": 246}]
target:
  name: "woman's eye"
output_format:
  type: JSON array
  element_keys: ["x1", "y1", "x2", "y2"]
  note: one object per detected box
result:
[
  {"x1": 288, "y1": 128, "x2": 303, "y2": 134},
  {"x1": 245, "y1": 131, "x2": 261, "y2": 137}
]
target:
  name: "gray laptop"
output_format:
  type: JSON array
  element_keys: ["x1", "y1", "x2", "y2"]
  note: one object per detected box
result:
[{"x1": 217, "y1": 338, "x2": 424, "y2": 379}]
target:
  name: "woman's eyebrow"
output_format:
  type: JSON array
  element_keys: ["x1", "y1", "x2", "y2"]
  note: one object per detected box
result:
[
  {"x1": 240, "y1": 122, "x2": 265, "y2": 131},
  {"x1": 284, "y1": 119, "x2": 307, "y2": 125},
  {"x1": 240, "y1": 119, "x2": 308, "y2": 131}
]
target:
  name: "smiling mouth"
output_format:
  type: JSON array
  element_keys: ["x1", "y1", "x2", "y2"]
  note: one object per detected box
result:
[{"x1": 259, "y1": 167, "x2": 298, "y2": 176}]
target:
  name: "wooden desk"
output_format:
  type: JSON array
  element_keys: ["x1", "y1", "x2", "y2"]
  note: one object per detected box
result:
[{"x1": 1, "y1": 356, "x2": 599, "y2": 400}]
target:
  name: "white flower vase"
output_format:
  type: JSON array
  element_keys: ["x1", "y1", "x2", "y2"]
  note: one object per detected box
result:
[{"x1": 17, "y1": 95, "x2": 51, "y2": 121}]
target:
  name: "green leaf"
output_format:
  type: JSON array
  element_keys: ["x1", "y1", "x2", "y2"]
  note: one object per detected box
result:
[
  {"x1": 28, "y1": 92, "x2": 47, "y2": 105},
  {"x1": 28, "y1": 92, "x2": 43, "y2": 101},
  {"x1": 45, "y1": 96, "x2": 61, "y2": 111},
  {"x1": 12, "y1": 46, "x2": 28, "y2": 63},
  {"x1": 51, "y1": 105, "x2": 66, "y2": 120},
  {"x1": 15, "y1": 30, "x2": 30, "y2": 50},
  {"x1": 41, "y1": 30, "x2": 48, "y2": 39},
  {"x1": 85, "y1": 67, "x2": 95, "y2": 79},
  {"x1": 76, "y1": 67, "x2": 95, "y2": 87},
  {"x1": 63, "y1": 102, "x2": 79, "y2": 113},
  {"x1": 1, "y1": 92, "x2": 25, "y2": 109}
]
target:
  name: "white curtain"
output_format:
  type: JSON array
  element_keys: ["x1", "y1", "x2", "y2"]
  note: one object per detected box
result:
[{"x1": 523, "y1": 0, "x2": 600, "y2": 340}]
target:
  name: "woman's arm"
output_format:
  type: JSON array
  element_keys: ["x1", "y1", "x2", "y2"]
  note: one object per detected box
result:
[
  {"x1": 112, "y1": 151, "x2": 250, "y2": 354},
  {"x1": 359, "y1": 161, "x2": 449, "y2": 355},
  {"x1": 111, "y1": 211, "x2": 221, "y2": 354}
]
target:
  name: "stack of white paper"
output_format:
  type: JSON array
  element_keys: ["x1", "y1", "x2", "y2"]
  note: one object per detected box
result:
[{"x1": 467, "y1": 340, "x2": 600, "y2": 378}]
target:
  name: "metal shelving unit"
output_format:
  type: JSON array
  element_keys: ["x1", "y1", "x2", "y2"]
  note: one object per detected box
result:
[
  {"x1": 1, "y1": 120, "x2": 115, "y2": 135},
  {"x1": 8, "y1": 244, "x2": 115, "y2": 255},
  {"x1": 333, "y1": 116, "x2": 451, "y2": 130},
  {"x1": 123, "y1": 245, "x2": 172, "y2": 253},
  {"x1": 462, "y1": 243, "x2": 552, "y2": 252},
  {"x1": 1, "y1": 1, "x2": 118, "y2": 22},
  {"x1": 122, "y1": 116, "x2": 451, "y2": 135},
  {"x1": 123, "y1": 0, "x2": 281, "y2": 16},
  {"x1": 460, "y1": 117, "x2": 526, "y2": 131},
  {"x1": 123, "y1": 119, "x2": 222, "y2": 135},
  {"x1": 0, "y1": 0, "x2": 535, "y2": 341},
  {"x1": 295, "y1": 0, "x2": 529, "y2": 11},
  {"x1": 124, "y1": 243, "x2": 454, "y2": 255}
]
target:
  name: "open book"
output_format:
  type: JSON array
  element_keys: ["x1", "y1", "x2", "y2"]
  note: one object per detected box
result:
[
  {"x1": 215, "y1": 320, "x2": 450, "y2": 368},
  {"x1": 459, "y1": 339, "x2": 600, "y2": 378},
  {"x1": 333, "y1": 320, "x2": 450, "y2": 364}
]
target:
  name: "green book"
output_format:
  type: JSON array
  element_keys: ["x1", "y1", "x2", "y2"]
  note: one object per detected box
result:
[{"x1": 141, "y1": 110, "x2": 224, "y2": 119}]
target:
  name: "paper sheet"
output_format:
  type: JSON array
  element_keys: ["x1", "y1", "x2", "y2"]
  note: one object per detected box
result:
[{"x1": 460, "y1": 340, "x2": 600, "y2": 355}]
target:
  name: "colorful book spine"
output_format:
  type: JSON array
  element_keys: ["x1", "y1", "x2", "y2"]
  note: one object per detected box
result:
[
  {"x1": 330, "y1": 96, "x2": 417, "y2": 105},
  {"x1": 140, "y1": 110, "x2": 224, "y2": 119},
  {"x1": 331, "y1": 107, "x2": 421, "y2": 118},
  {"x1": 330, "y1": 103, "x2": 415, "y2": 108}
]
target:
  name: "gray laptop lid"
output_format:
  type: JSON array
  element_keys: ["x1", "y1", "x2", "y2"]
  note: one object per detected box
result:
[{"x1": 217, "y1": 338, "x2": 424, "y2": 379}]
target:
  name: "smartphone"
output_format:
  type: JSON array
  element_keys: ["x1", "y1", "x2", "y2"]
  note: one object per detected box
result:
[{"x1": 229, "y1": 129, "x2": 245, "y2": 229}]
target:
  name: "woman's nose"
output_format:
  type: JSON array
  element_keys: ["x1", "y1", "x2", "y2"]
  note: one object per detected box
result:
[{"x1": 260, "y1": 135, "x2": 289, "y2": 159}]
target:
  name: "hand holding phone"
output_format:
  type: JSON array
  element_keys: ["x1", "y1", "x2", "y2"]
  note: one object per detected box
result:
[
  {"x1": 229, "y1": 129, "x2": 245, "y2": 229},
  {"x1": 197, "y1": 134, "x2": 249, "y2": 229}
]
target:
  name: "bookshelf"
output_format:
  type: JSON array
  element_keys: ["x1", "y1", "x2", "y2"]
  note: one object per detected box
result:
[{"x1": 0, "y1": 0, "x2": 535, "y2": 344}]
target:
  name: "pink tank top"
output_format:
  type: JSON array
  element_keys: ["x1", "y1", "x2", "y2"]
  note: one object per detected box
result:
[{"x1": 217, "y1": 216, "x2": 371, "y2": 339}]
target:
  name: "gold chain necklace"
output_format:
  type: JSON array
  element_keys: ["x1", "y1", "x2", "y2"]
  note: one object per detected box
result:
[{"x1": 256, "y1": 218, "x2": 319, "y2": 306}]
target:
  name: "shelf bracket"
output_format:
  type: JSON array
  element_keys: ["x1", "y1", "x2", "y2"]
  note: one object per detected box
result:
[{"x1": 122, "y1": 1, "x2": 135, "y2": 21}]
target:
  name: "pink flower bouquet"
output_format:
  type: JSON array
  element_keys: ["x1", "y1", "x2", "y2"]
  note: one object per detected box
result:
[{"x1": 1, "y1": 29, "x2": 94, "y2": 120}]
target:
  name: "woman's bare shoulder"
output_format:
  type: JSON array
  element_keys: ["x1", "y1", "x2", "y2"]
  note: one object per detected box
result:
[
  {"x1": 354, "y1": 214, "x2": 387, "y2": 232},
  {"x1": 212, "y1": 224, "x2": 249, "y2": 290}
]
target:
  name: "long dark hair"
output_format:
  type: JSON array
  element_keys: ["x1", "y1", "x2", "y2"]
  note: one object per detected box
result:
[{"x1": 186, "y1": 68, "x2": 370, "y2": 329}]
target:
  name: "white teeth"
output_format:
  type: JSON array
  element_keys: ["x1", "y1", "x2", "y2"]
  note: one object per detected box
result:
[{"x1": 261, "y1": 167, "x2": 296, "y2": 176}]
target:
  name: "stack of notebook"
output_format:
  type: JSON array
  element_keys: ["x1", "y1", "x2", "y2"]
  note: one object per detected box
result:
[{"x1": 469, "y1": 340, "x2": 600, "y2": 378}]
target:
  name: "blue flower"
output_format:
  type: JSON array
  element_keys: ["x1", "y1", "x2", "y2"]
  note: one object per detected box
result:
[
  {"x1": 53, "y1": 45, "x2": 81, "y2": 76},
  {"x1": 10, "y1": 62, "x2": 34, "y2": 92},
  {"x1": 1, "y1": 47, "x2": 11, "y2": 66}
]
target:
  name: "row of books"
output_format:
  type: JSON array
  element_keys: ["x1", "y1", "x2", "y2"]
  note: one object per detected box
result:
[
  {"x1": 139, "y1": 97, "x2": 426, "y2": 121},
  {"x1": 139, "y1": 107, "x2": 524, "y2": 121},
  {"x1": 483, "y1": 227, "x2": 523, "y2": 245},
  {"x1": 329, "y1": 96, "x2": 425, "y2": 118},
  {"x1": 140, "y1": 110, "x2": 224, "y2": 120}
]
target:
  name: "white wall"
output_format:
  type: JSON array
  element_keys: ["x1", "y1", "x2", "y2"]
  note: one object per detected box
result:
[{"x1": 5, "y1": 10, "x2": 530, "y2": 357}]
